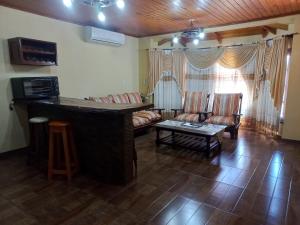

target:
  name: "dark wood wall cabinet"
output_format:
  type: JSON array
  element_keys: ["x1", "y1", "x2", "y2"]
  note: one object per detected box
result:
[{"x1": 8, "y1": 37, "x2": 57, "y2": 66}]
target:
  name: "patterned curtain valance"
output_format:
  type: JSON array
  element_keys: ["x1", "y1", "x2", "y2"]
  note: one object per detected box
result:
[
  {"x1": 218, "y1": 45, "x2": 258, "y2": 68},
  {"x1": 185, "y1": 45, "x2": 258, "y2": 69},
  {"x1": 184, "y1": 48, "x2": 224, "y2": 69}
]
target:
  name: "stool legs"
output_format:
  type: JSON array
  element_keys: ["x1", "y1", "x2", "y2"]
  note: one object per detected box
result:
[
  {"x1": 28, "y1": 123, "x2": 48, "y2": 167},
  {"x1": 68, "y1": 127, "x2": 79, "y2": 172},
  {"x1": 62, "y1": 128, "x2": 72, "y2": 182},
  {"x1": 48, "y1": 122, "x2": 79, "y2": 182},
  {"x1": 48, "y1": 130, "x2": 54, "y2": 181}
]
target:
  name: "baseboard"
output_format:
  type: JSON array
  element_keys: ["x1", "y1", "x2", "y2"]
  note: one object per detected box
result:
[{"x1": 0, "y1": 147, "x2": 28, "y2": 159}]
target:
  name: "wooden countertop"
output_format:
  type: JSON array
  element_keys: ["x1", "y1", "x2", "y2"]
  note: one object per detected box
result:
[{"x1": 16, "y1": 97, "x2": 154, "y2": 113}]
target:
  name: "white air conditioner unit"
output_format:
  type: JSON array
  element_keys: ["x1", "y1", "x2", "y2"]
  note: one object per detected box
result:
[{"x1": 84, "y1": 26, "x2": 126, "y2": 46}]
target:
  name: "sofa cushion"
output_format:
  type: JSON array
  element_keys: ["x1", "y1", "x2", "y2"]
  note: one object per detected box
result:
[
  {"x1": 111, "y1": 94, "x2": 130, "y2": 104},
  {"x1": 127, "y1": 92, "x2": 143, "y2": 104},
  {"x1": 176, "y1": 113, "x2": 199, "y2": 123},
  {"x1": 88, "y1": 96, "x2": 113, "y2": 103},
  {"x1": 184, "y1": 92, "x2": 206, "y2": 114},
  {"x1": 206, "y1": 116, "x2": 235, "y2": 126},
  {"x1": 134, "y1": 110, "x2": 161, "y2": 122},
  {"x1": 132, "y1": 116, "x2": 151, "y2": 128},
  {"x1": 212, "y1": 93, "x2": 241, "y2": 116}
]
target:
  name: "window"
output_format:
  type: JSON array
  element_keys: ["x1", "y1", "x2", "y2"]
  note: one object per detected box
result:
[{"x1": 280, "y1": 52, "x2": 291, "y2": 120}]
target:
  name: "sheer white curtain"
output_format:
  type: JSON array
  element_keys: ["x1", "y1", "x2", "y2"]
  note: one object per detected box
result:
[
  {"x1": 154, "y1": 71, "x2": 182, "y2": 118},
  {"x1": 255, "y1": 80, "x2": 280, "y2": 133}
]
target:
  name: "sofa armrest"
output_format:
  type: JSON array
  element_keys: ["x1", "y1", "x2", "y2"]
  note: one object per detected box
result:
[
  {"x1": 171, "y1": 109, "x2": 184, "y2": 117},
  {"x1": 232, "y1": 113, "x2": 243, "y2": 116},
  {"x1": 199, "y1": 111, "x2": 213, "y2": 120},
  {"x1": 149, "y1": 108, "x2": 165, "y2": 115},
  {"x1": 232, "y1": 113, "x2": 243, "y2": 124}
]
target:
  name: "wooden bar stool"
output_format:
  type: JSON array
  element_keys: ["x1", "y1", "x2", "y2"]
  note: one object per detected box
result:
[
  {"x1": 28, "y1": 117, "x2": 49, "y2": 167},
  {"x1": 48, "y1": 121, "x2": 79, "y2": 182}
]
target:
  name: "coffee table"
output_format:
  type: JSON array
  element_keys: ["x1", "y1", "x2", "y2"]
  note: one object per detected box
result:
[{"x1": 154, "y1": 120, "x2": 227, "y2": 158}]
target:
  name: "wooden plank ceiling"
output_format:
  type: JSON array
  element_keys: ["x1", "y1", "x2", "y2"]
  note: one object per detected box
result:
[{"x1": 0, "y1": 0, "x2": 299, "y2": 37}]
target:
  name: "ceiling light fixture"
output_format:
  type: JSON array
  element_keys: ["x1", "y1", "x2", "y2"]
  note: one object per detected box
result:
[
  {"x1": 63, "y1": 0, "x2": 125, "y2": 22},
  {"x1": 199, "y1": 28, "x2": 205, "y2": 39},
  {"x1": 172, "y1": 36, "x2": 179, "y2": 44},
  {"x1": 98, "y1": 11, "x2": 106, "y2": 22},
  {"x1": 193, "y1": 38, "x2": 199, "y2": 45},
  {"x1": 169, "y1": 20, "x2": 205, "y2": 46},
  {"x1": 116, "y1": 0, "x2": 125, "y2": 9},
  {"x1": 63, "y1": 0, "x2": 73, "y2": 8}
]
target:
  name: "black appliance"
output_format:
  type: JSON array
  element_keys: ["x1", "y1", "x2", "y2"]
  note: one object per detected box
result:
[{"x1": 10, "y1": 76, "x2": 60, "y2": 100}]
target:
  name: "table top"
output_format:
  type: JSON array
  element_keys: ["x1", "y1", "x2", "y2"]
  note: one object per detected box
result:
[
  {"x1": 16, "y1": 97, "x2": 154, "y2": 113},
  {"x1": 154, "y1": 120, "x2": 227, "y2": 136}
]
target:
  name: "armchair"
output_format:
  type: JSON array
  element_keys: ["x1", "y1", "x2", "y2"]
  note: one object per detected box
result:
[
  {"x1": 173, "y1": 92, "x2": 210, "y2": 123},
  {"x1": 206, "y1": 93, "x2": 243, "y2": 139}
]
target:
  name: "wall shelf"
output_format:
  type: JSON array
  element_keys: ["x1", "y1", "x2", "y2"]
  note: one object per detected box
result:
[{"x1": 8, "y1": 37, "x2": 57, "y2": 66}]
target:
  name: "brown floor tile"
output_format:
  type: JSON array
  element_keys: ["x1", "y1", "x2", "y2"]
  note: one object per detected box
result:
[{"x1": 0, "y1": 129, "x2": 300, "y2": 225}]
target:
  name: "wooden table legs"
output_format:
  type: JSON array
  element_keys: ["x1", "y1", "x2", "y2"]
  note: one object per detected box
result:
[
  {"x1": 155, "y1": 129, "x2": 222, "y2": 159},
  {"x1": 205, "y1": 136, "x2": 211, "y2": 158},
  {"x1": 156, "y1": 128, "x2": 160, "y2": 146}
]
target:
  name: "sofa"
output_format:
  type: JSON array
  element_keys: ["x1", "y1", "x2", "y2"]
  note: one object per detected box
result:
[{"x1": 88, "y1": 92, "x2": 163, "y2": 132}]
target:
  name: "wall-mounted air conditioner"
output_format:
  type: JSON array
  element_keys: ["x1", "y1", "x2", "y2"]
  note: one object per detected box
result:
[{"x1": 84, "y1": 26, "x2": 126, "y2": 46}]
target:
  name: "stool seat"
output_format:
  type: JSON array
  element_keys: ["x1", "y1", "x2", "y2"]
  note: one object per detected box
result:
[
  {"x1": 29, "y1": 117, "x2": 49, "y2": 124},
  {"x1": 49, "y1": 121, "x2": 70, "y2": 127}
]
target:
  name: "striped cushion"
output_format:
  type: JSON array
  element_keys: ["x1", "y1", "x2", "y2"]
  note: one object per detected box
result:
[
  {"x1": 132, "y1": 116, "x2": 151, "y2": 128},
  {"x1": 134, "y1": 110, "x2": 161, "y2": 121},
  {"x1": 127, "y1": 92, "x2": 143, "y2": 104},
  {"x1": 89, "y1": 96, "x2": 113, "y2": 103},
  {"x1": 206, "y1": 116, "x2": 235, "y2": 126},
  {"x1": 184, "y1": 92, "x2": 206, "y2": 114},
  {"x1": 111, "y1": 94, "x2": 130, "y2": 104},
  {"x1": 176, "y1": 113, "x2": 199, "y2": 122},
  {"x1": 213, "y1": 93, "x2": 241, "y2": 116}
]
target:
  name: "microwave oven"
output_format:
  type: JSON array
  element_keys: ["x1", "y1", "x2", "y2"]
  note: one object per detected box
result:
[{"x1": 11, "y1": 76, "x2": 60, "y2": 100}]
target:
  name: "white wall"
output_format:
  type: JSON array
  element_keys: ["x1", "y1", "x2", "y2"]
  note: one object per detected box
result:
[
  {"x1": 0, "y1": 6, "x2": 139, "y2": 152},
  {"x1": 282, "y1": 15, "x2": 300, "y2": 140}
]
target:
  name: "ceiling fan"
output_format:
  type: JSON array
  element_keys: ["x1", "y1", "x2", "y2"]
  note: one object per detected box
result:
[
  {"x1": 62, "y1": 0, "x2": 125, "y2": 22},
  {"x1": 159, "y1": 20, "x2": 206, "y2": 47}
]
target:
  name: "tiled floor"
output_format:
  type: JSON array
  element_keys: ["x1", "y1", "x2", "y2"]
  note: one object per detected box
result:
[{"x1": 0, "y1": 129, "x2": 300, "y2": 225}]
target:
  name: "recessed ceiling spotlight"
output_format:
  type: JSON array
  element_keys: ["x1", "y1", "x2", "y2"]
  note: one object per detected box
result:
[
  {"x1": 172, "y1": 36, "x2": 179, "y2": 44},
  {"x1": 116, "y1": 0, "x2": 125, "y2": 9},
  {"x1": 98, "y1": 11, "x2": 106, "y2": 22},
  {"x1": 193, "y1": 38, "x2": 199, "y2": 45},
  {"x1": 63, "y1": 0, "x2": 73, "y2": 8}
]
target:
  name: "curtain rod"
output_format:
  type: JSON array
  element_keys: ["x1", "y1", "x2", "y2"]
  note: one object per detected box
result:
[{"x1": 146, "y1": 32, "x2": 298, "y2": 51}]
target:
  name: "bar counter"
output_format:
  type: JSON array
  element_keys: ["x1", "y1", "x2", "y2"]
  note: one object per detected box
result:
[{"x1": 20, "y1": 97, "x2": 153, "y2": 185}]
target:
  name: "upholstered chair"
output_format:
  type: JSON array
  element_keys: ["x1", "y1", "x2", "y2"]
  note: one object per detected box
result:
[
  {"x1": 172, "y1": 91, "x2": 210, "y2": 123},
  {"x1": 205, "y1": 93, "x2": 243, "y2": 139}
]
